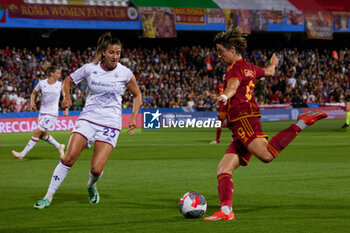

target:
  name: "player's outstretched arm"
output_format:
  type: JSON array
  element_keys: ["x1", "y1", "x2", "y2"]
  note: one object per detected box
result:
[
  {"x1": 126, "y1": 75, "x2": 142, "y2": 135},
  {"x1": 217, "y1": 78, "x2": 240, "y2": 105},
  {"x1": 263, "y1": 53, "x2": 279, "y2": 76},
  {"x1": 61, "y1": 76, "x2": 73, "y2": 110},
  {"x1": 30, "y1": 90, "x2": 37, "y2": 110}
]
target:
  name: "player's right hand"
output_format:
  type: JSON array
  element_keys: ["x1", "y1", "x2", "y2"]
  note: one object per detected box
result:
[
  {"x1": 61, "y1": 97, "x2": 72, "y2": 109},
  {"x1": 30, "y1": 101, "x2": 36, "y2": 110}
]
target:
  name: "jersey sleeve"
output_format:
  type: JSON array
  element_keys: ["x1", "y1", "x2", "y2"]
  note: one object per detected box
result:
[
  {"x1": 254, "y1": 65, "x2": 265, "y2": 78},
  {"x1": 225, "y1": 65, "x2": 243, "y2": 83},
  {"x1": 125, "y1": 68, "x2": 133, "y2": 84},
  {"x1": 33, "y1": 81, "x2": 41, "y2": 92},
  {"x1": 69, "y1": 64, "x2": 88, "y2": 84}
]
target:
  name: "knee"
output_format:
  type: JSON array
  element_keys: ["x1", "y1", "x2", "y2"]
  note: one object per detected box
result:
[
  {"x1": 259, "y1": 152, "x2": 275, "y2": 163},
  {"x1": 63, "y1": 152, "x2": 77, "y2": 165},
  {"x1": 33, "y1": 129, "x2": 44, "y2": 138},
  {"x1": 216, "y1": 164, "x2": 233, "y2": 176}
]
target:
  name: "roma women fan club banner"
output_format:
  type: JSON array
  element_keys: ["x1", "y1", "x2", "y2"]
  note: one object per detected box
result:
[
  {"x1": 138, "y1": 7, "x2": 177, "y2": 38},
  {"x1": 6, "y1": 2, "x2": 139, "y2": 21}
]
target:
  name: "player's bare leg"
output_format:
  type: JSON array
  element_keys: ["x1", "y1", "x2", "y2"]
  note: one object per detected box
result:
[
  {"x1": 87, "y1": 142, "x2": 113, "y2": 204},
  {"x1": 247, "y1": 138, "x2": 274, "y2": 163}
]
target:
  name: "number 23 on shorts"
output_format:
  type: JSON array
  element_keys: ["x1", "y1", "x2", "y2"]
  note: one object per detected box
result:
[{"x1": 103, "y1": 127, "x2": 116, "y2": 138}]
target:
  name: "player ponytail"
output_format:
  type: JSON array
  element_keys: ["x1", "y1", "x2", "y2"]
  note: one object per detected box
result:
[
  {"x1": 213, "y1": 26, "x2": 247, "y2": 55},
  {"x1": 43, "y1": 61, "x2": 59, "y2": 76},
  {"x1": 93, "y1": 32, "x2": 122, "y2": 63}
]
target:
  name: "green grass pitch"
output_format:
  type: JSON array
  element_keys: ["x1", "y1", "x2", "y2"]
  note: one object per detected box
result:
[{"x1": 0, "y1": 119, "x2": 350, "y2": 233}]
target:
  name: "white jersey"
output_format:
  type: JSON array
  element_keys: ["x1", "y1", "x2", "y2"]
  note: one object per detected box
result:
[
  {"x1": 34, "y1": 79, "x2": 61, "y2": 116},
  {"x1": 70, "y1": 61, "x2": 133, "y2": 130}
]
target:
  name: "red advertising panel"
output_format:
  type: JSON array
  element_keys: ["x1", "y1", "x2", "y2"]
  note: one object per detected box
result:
[
  {"x1": 7, "y1": 3, "x2": 139, "y2": 21},
  {"x1": 173, "y1": 8, "x2": 206, "y2": 25},
  {"x1": 0, "y1": 116, "x2": 78, "y2": 133},
  {"x1": 122, "y1": 113, "x2": 143, "y2": 128}
]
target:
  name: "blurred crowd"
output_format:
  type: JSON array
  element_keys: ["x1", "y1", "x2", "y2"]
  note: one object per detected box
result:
[{"x1": 0, "y1": 45, "x2": 349, "y2": 113}]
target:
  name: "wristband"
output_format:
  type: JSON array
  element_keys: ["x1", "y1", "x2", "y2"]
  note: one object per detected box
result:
[{"x1": 220, "y1": 94, "x2": 228, "y2": 101}]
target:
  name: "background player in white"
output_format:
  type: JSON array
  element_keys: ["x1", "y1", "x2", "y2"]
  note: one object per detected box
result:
[
  {"x1": 12, "y1": 63, "x2": 66, "y2": 160},
  {"x1": 34, "y1": 33, "x2": 142, "y2": 209}
]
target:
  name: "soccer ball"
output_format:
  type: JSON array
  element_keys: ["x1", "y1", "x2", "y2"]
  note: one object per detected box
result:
[{"x1": 179, "y1": 192, "x2": 207, "y2": 218}]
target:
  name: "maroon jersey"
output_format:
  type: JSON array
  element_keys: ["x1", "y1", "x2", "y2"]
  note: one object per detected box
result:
[
  {"x1": 224, "y1": 59, "x2": 265, "y2": 122},
  {"x1": 216, "y1": 83, "x2": 225, "y2": 95}
]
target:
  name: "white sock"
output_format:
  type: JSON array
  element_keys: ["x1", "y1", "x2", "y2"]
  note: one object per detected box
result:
[
  {"x1": 43, "y1": 135, "x2": 60, "y2": 149},
  {"x1": 44, "y1": 161, "x2": 71, "y2": 202},
  {"x1": 21, "y1": 137, "x2": 38, "y2": 157},
  {"x1": 221, "y1": 205, "x2": 232, "y2": 215},
  {"x1": 44, "y1": 192, "x2": 54, "y2": 202},
  {"x1": 87, "y1": 171, "x2": 103, "y2": 188},
  {"x1": 295, "y1": 120, "x2": 308, "y2": 130}
]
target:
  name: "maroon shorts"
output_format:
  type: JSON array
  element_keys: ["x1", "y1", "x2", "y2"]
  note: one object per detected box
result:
[{"x1": 226, "y1": 117, "x2": 268, "y2": 166}]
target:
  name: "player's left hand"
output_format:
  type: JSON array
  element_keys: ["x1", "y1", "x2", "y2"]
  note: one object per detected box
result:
[
  {"x1": 126, "y1": 120, "x2": 136, "y2": 135},
  {"x1": 270, "y1": 53, "x2": 279, "y2": 67},
  {"x1": 217, "y1": 95, "x2": 228, "y2": 105}
]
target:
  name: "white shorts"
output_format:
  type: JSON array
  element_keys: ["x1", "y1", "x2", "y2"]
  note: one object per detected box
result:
[
  {"x1": 72, "y1": 120, "x2": 120, "y2": 148},
  {"x1": 38, "y1": 114, "x2": 57, "y2": 131}
]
